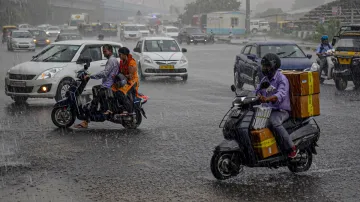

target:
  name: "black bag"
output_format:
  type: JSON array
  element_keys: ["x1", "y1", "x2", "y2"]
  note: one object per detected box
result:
[{"x1": 114, "y1": 73, "x2": 128, "y2": 89}]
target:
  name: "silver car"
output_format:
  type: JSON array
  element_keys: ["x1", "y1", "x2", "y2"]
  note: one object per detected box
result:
[{"x1": 7, "y1": 30, "x2": 36, "y2": 51}]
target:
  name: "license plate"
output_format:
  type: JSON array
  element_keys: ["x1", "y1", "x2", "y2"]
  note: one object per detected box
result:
[
  {"x1": 10, "y1": 81, "x2": 26, "y2": 87},
  {"x1": 19, "y1": 46, "x2": 29, "y2": 48},
  {"x1": 159, "y1": 65, "x2": 174, "y2": 69},
  {"x1": 339, "y1": 58, "x2": 351, "y2": 65}
]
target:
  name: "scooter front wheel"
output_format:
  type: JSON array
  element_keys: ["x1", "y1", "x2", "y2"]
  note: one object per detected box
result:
[
  {"x1": 51, "y1": 107, "x2": 76, "y2": 128},
  {"x1": 211, "y1": 152, "x2": 241, "y2": 180},
  {"x1": 122, "y1": 109, "x2": 142, "y2": 129}
]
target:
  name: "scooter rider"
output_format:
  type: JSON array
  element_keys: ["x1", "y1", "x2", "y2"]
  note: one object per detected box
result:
[
  {"x1": 75, "y1": 44, "x2": 119, "y2": 128},
  {"x1": 98, "y1": 34, "x2": 104, "y2": 40},
  {"x1": 316, "y1": 35, "x2": 334, "y2": 80},
  {"x1": 256, "y1": 53, "x2": 298, "y2": 158}
]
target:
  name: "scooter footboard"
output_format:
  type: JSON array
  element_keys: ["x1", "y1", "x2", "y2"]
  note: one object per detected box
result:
[
  {"x1": 54, "y1": 99, "x2": 71, "y2": 108},
  {"x1": 215, "y1": 140, "x2": 241, "y2": 152}
]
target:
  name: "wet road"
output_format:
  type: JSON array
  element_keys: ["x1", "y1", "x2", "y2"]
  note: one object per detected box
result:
[{"x1": 0, "y1": 38, "x2": 360, "y2": 202}]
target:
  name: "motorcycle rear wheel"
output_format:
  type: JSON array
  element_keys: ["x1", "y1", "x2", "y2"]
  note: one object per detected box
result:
[
  {"x1": 51, "y1": 107, "x2": 76, "y2": 128},
  {"x1": 211, "y1": 152, "x2": 241, "y2": 180},
  {"x1": 122, "y1": 109, "x2": 142, "y2": 129},
  {"x1": 287, "y1": 149, "x2": 313, "y2": 173}
]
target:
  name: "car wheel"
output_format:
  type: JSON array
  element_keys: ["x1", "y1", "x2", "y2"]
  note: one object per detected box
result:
[
  {"x1": 253, "y1": 74, "x2": 260, "y2": 89},
  {"x1": 55, "y1": 78, "x2": 73, "y2": 102},
  {"x1": 234, "y1": 71, "x2": 244, "y2": 89},
  {"x1": 181, "y1": 74, "x2": 188, "y2": 81},
  {"x1": 11, "y1": 96, "x2": 28, "y2": 104},
  {"x1": 138, "y1": 63, "x2": 146, "y2": 81}
]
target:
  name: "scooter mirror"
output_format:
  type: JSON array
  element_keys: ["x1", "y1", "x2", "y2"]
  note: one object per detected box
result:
[{"x1": 231, "y1": 85, "x2": 236, "y2": 92}]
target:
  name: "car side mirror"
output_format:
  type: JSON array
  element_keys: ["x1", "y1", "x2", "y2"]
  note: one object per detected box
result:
[
  {"x1": 247, "y1": 54, "x2": 256, "y2": 61},
  {"x1": 182, "y1": 48, "x2": 187, "y2": 53},
  {"x1": 77, "y1": 56, "x2": 92, "y2": 69},
  {"x1": 133, "y1": 47, "x2": 141, "y2": 53},
  {"x1": 231, "y1": 85, "x2": 236, "y2": 92},
  {"x1": 332, "y1": 38, "x2": 337, "y2": 46},
  {"x1": 306, "y1": 54, "x2": 312, "y2": 59}
]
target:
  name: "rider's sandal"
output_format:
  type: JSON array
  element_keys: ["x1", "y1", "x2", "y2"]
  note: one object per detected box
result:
[
  {"x1": 74, "y1": 122, "x2": 88, "y2": 129},
  {"x1": 103, "y1": 110, "x2": 113, "y2": 115}
]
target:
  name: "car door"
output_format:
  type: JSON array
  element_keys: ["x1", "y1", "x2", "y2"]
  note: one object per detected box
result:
[
  {"x1": 78, "y1": 44, "x2": 105, "y2": 92},
  {"x1": 238, "y1": 45, "x2": 252, "y2": 81},
  {"x1": 246, "y1": 45, "x2": 260, "y2": 82}
]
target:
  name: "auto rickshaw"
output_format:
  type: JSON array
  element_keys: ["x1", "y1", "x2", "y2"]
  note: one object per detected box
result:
[
  {"x1": 2, "y1": 25, "x2": 18, "y2": 44},
  {"x1": 332, "y1": 30, "x2": 360, "y2": 91}
]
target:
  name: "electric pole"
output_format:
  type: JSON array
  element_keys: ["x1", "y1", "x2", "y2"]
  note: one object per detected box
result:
[{"x1": 246, "y1": 0, "x2": 250, "y2": 34}]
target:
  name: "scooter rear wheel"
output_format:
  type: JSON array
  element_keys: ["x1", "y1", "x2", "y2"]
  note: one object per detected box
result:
[
  {"x1": 122, "y1": 109, "x2": 142, "y2": 129},
  {"x1": 51, "y1": 107, "x2": 76, "y2": 128},
  {"x1": 211, "y1": 152, "x2": 241, "y2": 180},
  {"x1": 287, "y1": 149, "x2": 313, "y2": 173}
]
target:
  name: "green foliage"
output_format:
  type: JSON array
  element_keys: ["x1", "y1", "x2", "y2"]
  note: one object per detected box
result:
[
  {"x1": 179, "y1": 0, "x2": 241, "y2": 25},
  {"x1": 313, "y1": 19, "x2": 341, "y2": 42}
]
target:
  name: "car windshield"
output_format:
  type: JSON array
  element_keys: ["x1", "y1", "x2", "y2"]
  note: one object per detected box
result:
[
  {"x1": 32, "y1": 45, "x2": 80, "y2": 62},
  {"x1": 260, "y1": 44, "x2": 306, "y2": 58},
  {"x1": 12, "y1": 32, "x2": 32, "y2": 38},
  {"x1": 186, "y1": 28, "x2": 202, "y2": 34},
  {"x1": 48, "y1": 27, "x2": 59, "y2": 31},
  {"x1": 29, "y1": 30, "x2": 46, "y2": 37},
  {"x1": 260, "y1": 22, "x2": 269, "y2": 26},
  {"x1": 167, "y1": 28, "x2": 178, "y2": 32},
  {"x1": 144, "y1": 40, "x2": 180, "y2": 52},
  {"x1": 335, "y1": 38, "x2": 360, "y2": 51},
  {"x1": 138, "y1": 26, "x2": 147, "y2": 31},
  {"x1": 69, "y1": 20, "x2": 81, "y2": 26},
  {"x1": 125, "y1": 26, "x2": 139, "y2": 31}
]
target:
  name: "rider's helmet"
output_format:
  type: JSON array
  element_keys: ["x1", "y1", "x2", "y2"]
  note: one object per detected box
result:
[
  {"x1": 98, "y1": 34, "x2": 104, "y2": 40},
  {"x1": 321, "y1": 35, "x2": 329, "y2": 42},
  {"x1": 261, "y1": 53, "x2": 281, "y2": 77}
]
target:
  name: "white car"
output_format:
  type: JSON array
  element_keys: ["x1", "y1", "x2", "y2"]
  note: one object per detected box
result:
[
  {"x1": 18, "y1": 24, "x2": 32, "y2": 30},
  {"x1": 137, "y1": 24, "x2": 150, "y2": 37},
  {"x1": 162, "y1": 26, "x2": 179, "y2": 39},
  {"x1": 5, "y1": 40, "x2": 123, "y2": 103},
  {"x1": 7, "y1": 30, "x2": 36, "y2": 52},
  {"x1": 122, "y1": 24, "x2": 141, "y2": 40},
  {"x1": 132, "y1": 37, "x2": 188, "y2": 81},
  {"x1": 46, "y1": 26, "x2": 61, "y2": 37}
]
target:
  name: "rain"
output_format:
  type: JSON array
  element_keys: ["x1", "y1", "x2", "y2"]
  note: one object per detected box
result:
[{"x1": 0, "y1": 0, "x2": 360, "y2": 201}]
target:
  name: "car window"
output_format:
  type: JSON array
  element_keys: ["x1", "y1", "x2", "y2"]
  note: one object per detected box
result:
[
  {"x1": 12, "y1": 32, "x2": 32, "y2": 38},
  {"x1": 112, "y1": 45, "x2": 121, "y2": 58},
  {"x1": 144, "y1": 40, "x2": 180, "y2": 52},
  {"x1": 242, "y1": 46, "x2": 251, "y2": 54},
  {"x1": 250, "y1": 46, "x2": 257, "y2": 56},
  {"x1": 81, "y1": 46, "x2": 102, "y2": 62},
  {"x1": 136, "y1": 41, "x2": 143, "y2": 50}
]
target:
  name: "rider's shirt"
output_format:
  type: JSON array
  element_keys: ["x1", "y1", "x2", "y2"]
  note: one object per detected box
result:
[
  {"x1": 256, "y1": 70, "x2": 291, "y2": 111},
  {"x1": 316, "y1": 43, "x2": 333, "y2": 54},
  {"x1": 90, "y1": 55, "x2": 119, "y2": 88}
]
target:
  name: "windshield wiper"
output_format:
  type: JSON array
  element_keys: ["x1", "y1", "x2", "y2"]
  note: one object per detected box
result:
[
  {"x1": 42, "y1": 48, "x2": 68, "y2": 62},
  {"x1": 156, "y1": 41, "x2": 163, "y2": 52},
  {"x1": 276, "y1": 52, "x2": 286, "y2": 55},
  {"x1": 282, "y1": 51, "x2": 297, "y2": 58}
]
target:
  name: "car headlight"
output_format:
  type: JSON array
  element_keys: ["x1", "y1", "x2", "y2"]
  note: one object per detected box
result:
[
  {"x1": 33, "y1": 39, "x2": 37, "y2": 43},
  {"x1": 352, "y1": 58, "x2": 360, "y2": 66},
  {"x1": 46, "y1": 39, "x2": 50, "y2": 43},
  {"x1": 179, "y1": 56, "x2": 187, "y2": 64},
  {"x1": 46, "y1": 32, "x2": 49, "y2": 35},
  {"x1": 37, "y1": 68, "x2": 63, "y2": 80},
  {"x1": 143, "y1": 56, "x2": 153, "y2": 64}
]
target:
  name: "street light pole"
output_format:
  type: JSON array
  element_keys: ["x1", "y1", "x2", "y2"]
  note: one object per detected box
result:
[{"x1": 246, "y1": 0, "x2": 250, "y2": 34}]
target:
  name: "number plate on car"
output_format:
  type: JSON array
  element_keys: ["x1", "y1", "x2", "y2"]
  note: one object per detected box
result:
[
  {"x1": 10, "y1": 81, "x2": 26, "y2": 87},
  {"x1": 159, "y1": 65, "x2": 174, "y2": 69}
]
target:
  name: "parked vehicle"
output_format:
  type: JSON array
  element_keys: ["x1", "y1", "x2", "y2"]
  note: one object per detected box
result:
[
  {"x1": 250, "y1": 20, "x2": 271, "y2": 34},
  {"x1": 210, "y1": 86, "x2": 320, "y2": 180},
  {"x1": 233, "y1": 42, "x2": 319, "y2": 89},
  {"x1": 51, "y1": 60, "x2": 148, "y2": 129},
  {"x1": 206, "y1": 11, "x2": 246, "y2": 35},
  {"x1": 28, "y1": 29, "x2": 51, "y2": 47},
  {"x1": 132, "y1": 37, "x2": 188, "y2": 81},
  {"x1": 5, "y1": 40, "x2": 122, "y2": 103},
  {"x1": 178, "y1": 27, "x2": 207, "y2": 45},
  {"x1": 7, "y1": 30, "x2": 36, "y2": 52}
]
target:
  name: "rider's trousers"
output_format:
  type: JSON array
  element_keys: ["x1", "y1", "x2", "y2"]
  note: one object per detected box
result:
[{"x1": 268, "y1": 110, "x2": 294, "y2": 152}]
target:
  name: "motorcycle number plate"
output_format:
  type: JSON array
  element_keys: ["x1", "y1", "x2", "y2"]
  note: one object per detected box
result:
[{"x1": 231, "y1": 110, "x2": 241, "y2": 118}]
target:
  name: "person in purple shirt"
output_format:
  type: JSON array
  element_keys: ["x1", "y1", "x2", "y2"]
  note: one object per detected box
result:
[{"x1": 255, "y1": 53, "x2": 298, "y2": 158}]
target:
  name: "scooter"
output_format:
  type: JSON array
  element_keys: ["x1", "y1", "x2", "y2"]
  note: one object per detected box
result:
[
  {"x1": 210, "y1": 85, "x2": 320, "y2": 180},
  {"x1": 317, "y1": 49, "x2": 335, "y2": 84},
  {"x1": 51, "y1": 57, "x2": 148, "y2": 129}
]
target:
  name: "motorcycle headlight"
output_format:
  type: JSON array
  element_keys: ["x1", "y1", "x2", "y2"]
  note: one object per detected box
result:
[
  {"x1": 37, "y1": 68, "x2": 63, "y2": 80},
  {"x1": 179, "y1": 55, "x2": 187, "y2": 64},
  {"x1": 143, "y1": 56, "x2": 153, "y2": 64},
  {"x1": 352, "y1": 58, "x2": 360, "y2": 66}
]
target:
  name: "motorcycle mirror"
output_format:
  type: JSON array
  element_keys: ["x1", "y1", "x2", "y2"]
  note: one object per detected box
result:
[{"x1": 231, "y1": 85, "x2": 236, "y2": 92}]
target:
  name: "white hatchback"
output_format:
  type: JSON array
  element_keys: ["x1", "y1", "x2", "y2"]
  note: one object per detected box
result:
[
  {"x1": 132, "y1": 37, "x2": 188, "y2": 81},
  {"x1": 5, "y1": 40, "x2": 123, "y2": 103},
  {"x1": 162, "y1": 26, "x2": 179, "y2": 39}
]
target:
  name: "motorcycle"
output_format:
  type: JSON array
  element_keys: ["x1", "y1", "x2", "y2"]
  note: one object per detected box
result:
[
  {"x1": 207, "y1": 33, "x2": 215, "y2": 44},
  {"x1": 51, "y1": 57, "x2": 148, "y2": 129},
  {"x1": 317, "y1": 49, "x2": 336, "y2": 84},
  {"x1": 210, "y1": 85, "x2": 320, "y2": 180}
]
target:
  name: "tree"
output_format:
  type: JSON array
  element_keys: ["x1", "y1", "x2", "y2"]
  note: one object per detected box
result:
[
  {"x1": 292, "y1": 0, "x2": 325, "y2": 10},
  {"x1": 180, "y1": 0, "x2": 241, "y2": 25}
]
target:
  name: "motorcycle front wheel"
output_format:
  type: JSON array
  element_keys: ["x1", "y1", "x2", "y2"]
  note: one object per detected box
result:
[
  {"x1": 51, "y1": 107, "x2": 76, "y2": 128},
  {"x1": 211, "y1": 152, "x2": 241, "y2": 180}
]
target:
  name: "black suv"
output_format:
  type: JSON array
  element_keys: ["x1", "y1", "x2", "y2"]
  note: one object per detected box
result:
[{"x1": 178, "y1": 27, "x2": 207, "y2": 45}]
